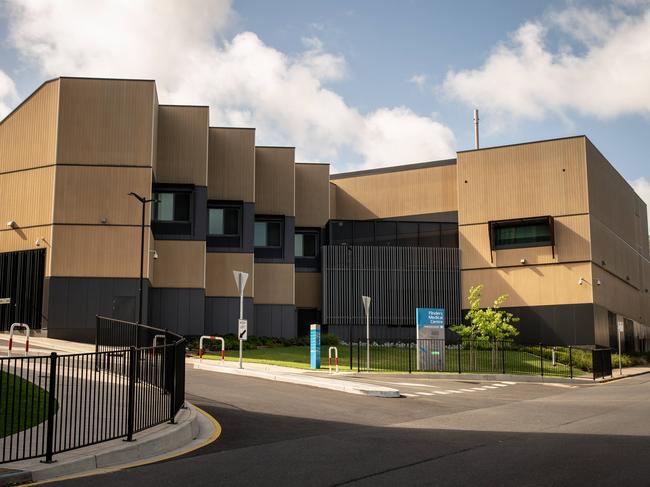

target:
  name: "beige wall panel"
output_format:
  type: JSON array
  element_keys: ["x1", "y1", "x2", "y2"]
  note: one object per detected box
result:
[
  {"x1": 208, "y1": 128, "x2": 255, "y2": 202},
  {"x1": 53, "y1": 166, "x2": 151, "y2": 225},
  {"x1": 329, "y1": 183, "x2": 337, "y2": 219},
  {"x1": 642, "y1": 260, "x2": 650, "y2": 325},
  {"x1": 295, "y1": 272, "x2": 322, "y2": 308},
  {"x1": 151, "y1": 90, "x2": 159, "y2": 176},
  {"x1": 205, "y1": 253, "x2": 254, "y2": 297},
  {"x1": 295, "y1": 164, "x2": 330, "y2": 227},
  {"x1": 49, "y1": 225, "x2": 151, "y2": 278},
  {"x1": 0, "y1": 225, "x2": 53, "y2": 276},
  {"x1": 0, "y1": 79, "x2": 59, "y2": 172},
  {"x1": 590, "y1": 217, "x2": 642, "y2": 289},
  {"x1": 586, "y1": 139, "x2": 648, "y2": 256},
  {"x1": 57, "y1": 78, "x2": 155, "y2": 165},
  {"x1": 151, "y1": 240, "x2": 205, "y2": 289},
  {"x1": 592, "y1": 264, "x2": 644, "y2": 323},
  {"x1": 461, "y1": 262, "x2": 593, "y2": 308},
  {"x1": 460, "y1": 215, "x2": 591, "y2": 269},
  {"x1": 332, "y1": 164, "x2": 457, "y2": 220},
  {"x1": 254, "y1": 263, "x2": 294, "y2": 304},
  {"x1": 0, "y1": 166, "x2": 55, "y2": 228},
  {"x1": 156, "y1": 106, "x2": 208, "y2": 185},
  {"x1": 255, "y1": 147, "x2": 295, "y2": 215},
  {"x1": 457, "y1": 137, "x2": 588, "y2": 225}
]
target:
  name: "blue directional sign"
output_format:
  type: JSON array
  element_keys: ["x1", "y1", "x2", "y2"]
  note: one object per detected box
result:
[
  {"x1": 416, "y1": 308, "x2": 445, "y2": 327},
  {"x1": 310, "y1": 324, "x2": 321, "y2": 369}
]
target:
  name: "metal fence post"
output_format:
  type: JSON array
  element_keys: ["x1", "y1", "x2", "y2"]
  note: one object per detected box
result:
[
  {"x1": 457, "y1": 342, "x2": 461, "y2": 374},
  {"x1": 169, "y1": 343, "x2": 177, "y2": 424},
  {"x1": 349, "y1": 337, "x2": 353, "y2": 371},
  {"x1": 408, "y1": 342, "x2": 412, "y2": 374},
  {"x1": 126, "y1": 347, "x2": 137, "y2": 442},
  {"x1": 501, "y1": 342, "x2": 506, "y2": 374},
  {"x1": 357, "y1": 339, "x2": 360, "y2": 373},
  {"x1": 42, "y1": 352, "x2": 58, "y2": 463},
  {"x1": 539, "y1": 343, "x2": 544, "y2": 377},
  {"x1": 95, "y1": 316, "x2": 99, "y2": 355},
  {"x1": 569, "y1": 346, "x2": 573, "y2": 379}
]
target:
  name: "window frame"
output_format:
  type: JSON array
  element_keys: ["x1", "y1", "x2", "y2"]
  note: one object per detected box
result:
[
  {"x1": 254, "y1": 216, "x2": 285, "y2": 261},
  {"x1": 489, "y1": 216, "x2": 555, "y2": 250},
  {"x1": 207, "y1": 201, "x2": 243, "y2": 249},
  {"x1": 151, "y1": 184, "x2": 194, "y2": 238},
  {"x1": 295, "y1": 228, "x2": 321, "y2": 271}
]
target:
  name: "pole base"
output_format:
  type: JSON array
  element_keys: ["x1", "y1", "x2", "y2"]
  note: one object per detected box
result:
[{"x1": 40, "y1": 459, "x2": 57, "y2": 464}]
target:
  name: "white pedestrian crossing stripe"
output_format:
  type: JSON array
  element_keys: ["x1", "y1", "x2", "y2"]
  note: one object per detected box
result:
[{"x1": 403, "y1": 382, "x2": 514, "y2": 399}]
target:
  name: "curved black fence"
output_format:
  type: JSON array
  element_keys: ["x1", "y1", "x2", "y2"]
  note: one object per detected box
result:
[{"x1": 0, "y1": 316, "x2": 185, "y2": 464}]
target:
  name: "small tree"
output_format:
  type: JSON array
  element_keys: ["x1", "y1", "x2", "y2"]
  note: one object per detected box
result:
[{"x1": 451, "y1": 285, "x2": 520, "y2": 370}]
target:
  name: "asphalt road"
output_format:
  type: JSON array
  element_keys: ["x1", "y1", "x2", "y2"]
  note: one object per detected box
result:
[{"x1": 49, "y1": 369, "x2": 650, "y2": 486}]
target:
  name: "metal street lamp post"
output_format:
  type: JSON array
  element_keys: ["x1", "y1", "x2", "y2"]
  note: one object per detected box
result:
[{"x1": 129, "y1": 192, "x2": 154, "y2": 324}]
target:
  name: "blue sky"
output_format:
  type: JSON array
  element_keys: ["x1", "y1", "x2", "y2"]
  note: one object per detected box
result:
[{"x1": 0, "y1": 0, "x2": 648, "y2": 205}]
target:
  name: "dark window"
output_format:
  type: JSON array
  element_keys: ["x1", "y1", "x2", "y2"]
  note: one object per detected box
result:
[
  {"x1": 295, "y1": 229, "x2": 320, "y2": 271},
  {"x1": 418, "y1": 223, "x2": 441, "y2": 247},
  {"x1": 255, "y1": 217, "x2": 284, "y2": 260},
  {"x1": 152, "y1": 189, "x2": 192, "y2": 236},
  {"x1": 207, "y1": 203, "x2": 242, "y2": 248},
  {"x1": 353, "y1": 221, "x2": 374, "y2": 245},
  {"x1": 375, "y1": 221, "x2": 396, "y2": 246},
  {"x1": 440, "y1": 223, "x2": 459, "y2": 248},
  {"x1": 490, "y1": 216, "x2": 554, "y2": 250},
  {"x1": 330, "y1": 220, "x2": 353, "y2": 245},
  {"x1": 397, "y1": 222, "x2": 418, "y2": 247}
]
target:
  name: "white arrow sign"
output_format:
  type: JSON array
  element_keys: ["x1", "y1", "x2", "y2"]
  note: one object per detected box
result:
[
  {"x1": 233, "y1": 271, "x2": 249, "y2": 294},
  {"x1": 362, "y1": 295, "x2": 371, "y2": 315},
  {"x1": 238, "y1": 319, "x2": 248, "y2": 341}
]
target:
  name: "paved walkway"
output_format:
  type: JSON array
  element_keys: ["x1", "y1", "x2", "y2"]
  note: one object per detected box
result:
[{"x1": 0, "y1": 333, "x2": 95, "y2": 356}]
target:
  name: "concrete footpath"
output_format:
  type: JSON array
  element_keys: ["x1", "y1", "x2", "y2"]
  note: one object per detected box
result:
[{"x1": 191, "y1": 358, "x2": 401, "y2": 397}]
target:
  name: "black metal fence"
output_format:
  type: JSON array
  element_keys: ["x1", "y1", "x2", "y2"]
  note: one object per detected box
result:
[
  {"x1": 347, "y1": 339, "x2": 613, "y2": 379},
  {"x1": 0, "y1": 316, "x2": 185, "y2": 464}
]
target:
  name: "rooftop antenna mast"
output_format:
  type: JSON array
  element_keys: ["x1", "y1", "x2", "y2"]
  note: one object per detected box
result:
[{"x1": 473, "y1": 109, "x2": 479, "y2": 149}]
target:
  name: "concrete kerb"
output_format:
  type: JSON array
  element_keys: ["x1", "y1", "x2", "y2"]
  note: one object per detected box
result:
[
  {"x1": 190, "y1": 359, "x2": 400, "y2": 398},
  {"x1": 0, "y1": 402, "x2": 216, "y2": 486},
  {"x1": 596, "y1": 368, "x2": 650, "y2": 383}
]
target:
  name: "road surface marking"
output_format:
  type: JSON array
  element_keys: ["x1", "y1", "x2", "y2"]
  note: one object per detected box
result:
[
  {"x1": 483, "y1": 385, "x2": 498, "y2": 389},
  {"x1": 471, "y1": 387, "x2": 487, "y2": 391},
  {"x1": 387, "y1": 382, "x2": 439, "y2": 388},
  {"x1": 501, "y1": 381, "x2": 517, "y2": 385},
  {"x1": 416, "y1": 391, "x2": 436, "y2": 396},
  {"x1": 401, "y1": 393, "x2": 418, "y2": 397},
  {"x1": 459, "y1": 388, "x2": 478, "y2": 392},
  {"x1": 493, "y1": 383, "x2": 508, "y2": 387}
]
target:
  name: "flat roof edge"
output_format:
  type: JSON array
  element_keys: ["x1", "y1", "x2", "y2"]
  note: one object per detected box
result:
[{"x1": 331, "y1": 158, "x2": 457, "y2": 179}]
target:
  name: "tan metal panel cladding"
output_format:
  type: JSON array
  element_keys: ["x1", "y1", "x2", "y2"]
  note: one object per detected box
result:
[
  {"x1": 461, "y1": 262, "x2": 593, "y2": 308},
  {"x1": 590, "y1": 217, "x2": 642, "y2": 289},
  {"x1": 0, "y1": 166, "x2": 55, "y2": 228},
  {"x1": 254, "y1": 263, "x2": 295, "y2": 304},
  {"x1": 295, "y1": 164, "x2": 330, "y2": 227},
  {"x1": 457, "y1": 137, "x2": 588, "y2": 225},
  {"x1": 592, "y1": 264, "x2": 644, "y2": 323},
  {"x1": 0, "y1": 226, "x2": 53, "y2": 276},
  {"x1": 0, "y1": 79, "x2": 59, "y2": 172},
  {"x1": 255, "y1": 147, "x2": 295, "y2": 216},
  {"x1": 586, "y1": 139, "x2": 649, "y2": 256},
  {"x1": 459, "y1": 215, "x2": 591, "y2": 269},
  {"x1": 205, "y1": 253, "x2": 254, "y2": 297},
  {"x1": 331, "y1": 165, "x2": 457, "y2": 220},
  {"x1": 329, "y1": 183, "x2": 337, "y2": 219},
  {"x1": 156, "y1": 106, "x2": 208, "y2": 186},
  {"x1": 151, "y1": 240, "x2": 205, "y2": 289},
  {"x1": 208, "y1": 128, "x2": 255, "y2": 202},
  {"x1": 53, "y1": 166, "x2": 151, "y2": 225},
  {"x1": 295, "y1": 272, "x2": 322, "y2": 308},
  {"x1": 56, "y1": 78, "x2": 155, "y2": 165},
  {"x1": 49, "y1": 225, "x2": 152, "y2": 278}
]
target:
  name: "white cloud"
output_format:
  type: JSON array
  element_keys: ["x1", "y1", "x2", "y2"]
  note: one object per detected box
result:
[
  {"x1": 441, "y1": 3, "x2": 650, "y2": 123},
  {"x1": 4, "y1": 0, "x2": 455, "y2": 170},
  {"x1": 409, "y1": 73, "x2": 427, "y2": 89},
  {"x1": 0, "y1": 70, "x2": 18, "y2": 118},
  {"x1": 631, "y1": 176, "x2": 650, "y2": 229}
]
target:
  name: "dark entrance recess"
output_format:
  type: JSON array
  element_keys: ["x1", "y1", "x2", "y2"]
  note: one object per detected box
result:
[
  {"x1": 297, "y1": 308, "x2": 320, "y2": 337},
  {"x1": 0, "y1": 249, "x2": 46, "y2": 331}
]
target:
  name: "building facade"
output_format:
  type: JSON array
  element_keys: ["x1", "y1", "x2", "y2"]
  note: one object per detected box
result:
[{"x1": 0, "y1": 77, "x2": 648, "y2": 349}]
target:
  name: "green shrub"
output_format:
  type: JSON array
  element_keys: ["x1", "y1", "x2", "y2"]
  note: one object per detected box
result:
[{"x1": 321, "y1": 334, "x2": 340, "y2": 347}]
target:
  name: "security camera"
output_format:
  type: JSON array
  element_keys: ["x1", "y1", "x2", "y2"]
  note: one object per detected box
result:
[
  {"x1": 7, "y1": 220, "x2": 16, "y2": 228},
  {"x1": 595, "y1": 279, "x2": 601, "y2": 286},
  {"x1": 151, "y1": 250, "x2": 159, "y2": 260},
  {"x1": 578, "y1": 277, "x2": 584, "y2": 286},
  {"x1": 520, "y1": 258, "x2": 527, "y2": 265},
  {"x1": 35, "y1": 238, "x2": 41, "y2": 247}
]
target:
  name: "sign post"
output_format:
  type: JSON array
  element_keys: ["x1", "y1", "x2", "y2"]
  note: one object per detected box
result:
[
  {"x1": 362, "y1": 296, "x2": 371, "y2": 371},
  {"x1": 310, "y1": 324, "x2": 321, "y2": 369},
  {"x1": 617, "y1": 316, "x2": 624, "y2": 376},
  {"x1": 416, "y1": 308, "x2": 445, "y2": 371},
  {"x1": 233, "y1": 270, "x2": 249, "y2": 369}
]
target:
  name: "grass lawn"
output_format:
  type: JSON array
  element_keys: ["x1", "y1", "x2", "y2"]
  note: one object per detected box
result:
[
  {"x1": 0, "y1": 371, "x2": 52, "y2": 437},
  {"x1": 200, "y1": 345, "x2": 586, "y2": 377}
]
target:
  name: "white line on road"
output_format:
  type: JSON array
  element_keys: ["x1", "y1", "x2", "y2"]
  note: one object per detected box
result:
[{"x1": 385, "y1": 382, "x2": 440, "y2": 388}]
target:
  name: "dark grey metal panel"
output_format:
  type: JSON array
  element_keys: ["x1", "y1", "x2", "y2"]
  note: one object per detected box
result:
[
  {"x1": 382, "y1": 211, "x2": 458, "y2": 223},
  {"x1": 153, "y1": 185, "x2": 207, "y2": 241},
  {"x1": 45, "y1": 277, "x2": 150, "y2": 343},
  {"x1": 254, "y1": 304, "x2": 296, "y2": 338},
  {"x1": 495, "y1": 303, "x2": 596, "y2": 346},
  {"x1": 149, "y1": 288, "x2": 205, "y2": 336},
  {"x1": 204, "y1": 297, "x2": 254, "y2": 335},
  {"x1": 284, "y1": 216, "x2": 295, "y2": 264},
  {"x1": 322, "y1": 246, "x2": 461, "y2": 329}
]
